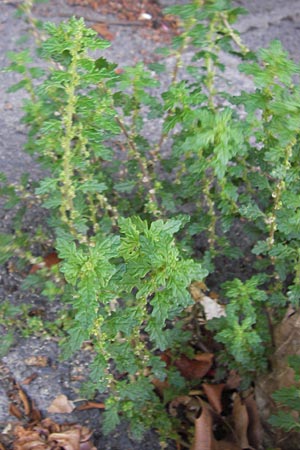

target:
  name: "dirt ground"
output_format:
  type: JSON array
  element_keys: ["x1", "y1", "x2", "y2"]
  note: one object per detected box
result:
[{"x1": 1, "y1": 0, "x2": 300, "y2": 448}]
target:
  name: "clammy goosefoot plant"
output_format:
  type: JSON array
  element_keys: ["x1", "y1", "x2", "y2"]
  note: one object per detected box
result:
[{"x1": 2, "y1": 0, "x2": 300, "y2": 444}]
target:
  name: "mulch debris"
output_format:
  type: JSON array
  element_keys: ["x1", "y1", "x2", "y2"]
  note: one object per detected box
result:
[{"x1": 66, "y1": 0, "x2": 179, "y2": 39}]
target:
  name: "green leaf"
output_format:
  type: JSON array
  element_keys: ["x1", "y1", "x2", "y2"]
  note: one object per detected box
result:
[
  {"x1": 269, "y1": 411, "x2": 300, "y2": 432},
  {"x1": 78, "y1": 180, "x2": 107, "y2": 193},
  {"x1": 0, "y1": 331, "x2": 15, "y2": 358},
  {"x1": 0, "y1": 233, "x2": 15, "y2": 264},
  {"x1": 7, "y1": 79, "x2": 30, "y2": 93},
  {"x1": 145, "y1": 319, "x2": 169, "y2": 350},
  {"x1": 102, "y1": 400, "x2": 121, "y2": 435},
  {"x1": 61, "y1": 323, "x2": 89, "y2": 358},
  {"x1": 114, "y1": 180, "x2": 136, "y2": 194},
  {"x1": 272, "y1": 386, "x2": 300, "y2": 411}
]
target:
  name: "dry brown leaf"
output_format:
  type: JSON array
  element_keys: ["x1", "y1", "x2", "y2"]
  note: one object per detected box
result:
[
  {"x1": 8, "y1": 411, "x2": 96, "y2": 450},
  {"x1": 190, "y1": 281, "x2": 207, "y2": 300},
  {"x1": 244, "y1": 392, "x2": 263, "y2": 449},
  {"x1": 29, "y1": 252, "x2": 61, "y2": 274},
  {"x1": 49, "y1": 429, "x2": 81, "y2": 450},
  {"x1": 47, "y1": 394, "x2": 75, "y2": 414},
  {"x1": 160, "y1": 351, "x2": 213, "y2": 380},
  {"x1": 13, "y1": 428, "x2": 48, "y2": 450},
  {"x1": 214, "y1": 441, "x2": 242, "y2": 450},
  {"x1": 16, "y1": 385, "x2": 31, "y2": 416},
  {"x1": 39, "y1": 418, "x2": 60, "y2": 433},
  {"x1": 91, "y1": 23, "x2": 114, "y2": 40},
  {"x1": 202, "y1": 383, "x2": 225, "y2": 414},
  {"x1": 24, "y1": 356, "x2": 49, "y2": 368},
  {"x1": 80, "y1": 442, "x2": 97, "y2": 450},
  {"x1": 70, "y1": 375, "x2": 85, "y2": 382},
  {"x1": 232, "y1": 393, "x2": 249, "y2": 449},
  {"x1": 49, "y1": 426, "x2": 95, "y2": 450},
  {"x1": 29, "y1": 401, "x2": 42, "y2": 422},
  {"x1": 75, "y1": 401, "x2": 105, "y2": 411},
  {"x1": 169, "y1": 395, "x2": 199, "y2": 418},
  {"x1": 8, "y1": 381, "x2": 37, "y2": 421},
  {"x1": 255, "y1": 310, "x2": 300, "y2": 424},
  {"x1": 174, "y1": 353, "x2": 214, "y2": 380},
  {"x1": 9, "y1": 403, "x2": 23, "y2": 420},
  {"x1": 191, "y1": 400, "x2": 215, "y2": 450},
  {"x1": 271, "y1": 309, "x2": 300, "y2": 388},
  {"x1": 21, "y1": 373, "x2": 38, "y2": 385}
]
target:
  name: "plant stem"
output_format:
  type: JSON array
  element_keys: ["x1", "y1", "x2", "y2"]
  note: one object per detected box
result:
[{"x1": 115, "y1": 115, "x2": 159, "y2": 214}]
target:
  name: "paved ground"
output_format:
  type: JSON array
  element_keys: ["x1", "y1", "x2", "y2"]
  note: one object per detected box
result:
[{"x1": 1, "y1": 0, "x2": 300, "y2": 181}]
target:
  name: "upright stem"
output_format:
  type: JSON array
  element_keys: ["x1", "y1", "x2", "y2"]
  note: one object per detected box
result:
[
  {"x1": 59, "y1": 29, "x2": 82, "y2": 235},
  {"x1": 266, "y1": 137, "x2": 295, "y2": 250},
  {"x1": 115, "y1": 116, "x2": 159, "y2": 215}
]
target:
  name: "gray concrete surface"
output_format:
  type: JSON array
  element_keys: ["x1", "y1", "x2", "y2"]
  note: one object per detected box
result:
[
  {"x1": 1, "y1": 0, "x2": 300, "y2": 182},
  {"x1": 1, "y1": 0, "x2": 300, "y2": 181}
]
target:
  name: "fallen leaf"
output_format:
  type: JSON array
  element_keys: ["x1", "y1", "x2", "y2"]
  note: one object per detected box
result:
[
  {"x1": 91, "y1": 23, "x2": 114, "y2": 40},
  {"x1": 255, "y1": 310, "x2": 300, "y2": 423},
  {"x1": 16, "y1": 384, "x2": 31, "y2": 416},
  {"x1": 49, "y1": 428, "x2": 81, "y2": 450},
  {"x1": 24, "y1": 356, "x2": 50, "y2": 367},
  {"x1": 39, "y1": 418, "x2": 60, "y2": 433},
  {"x1": 202, "y1": 383, "x2": 225, "y2": 414},
  {"x1": 174, "y1": 353, "x2": 214, "y2": 380},
  {"x1": 214, "y1": 441, "x2": 242, "y2": 450},
  {"x1": 13, "y1": 427, "x2": 47, "y2": 450},
  {"x1": 232, "y1": 393, "x2": 249, "y2": 449},
  {"x1": 29, "y1": 251, "x2": 61, "y2": 274},
  {"x1": 13, "y1": 422, "x2": 96, "y2": 450},
  {"x1": 190, "y1": 281, "x2": 207, "y2": 299},
  {"x1": 75, "y1": 401, "x2": 105, "y2": 411},
  {"x1": 8, "y1": 380, "x2": 41, "y2": 422},
  {"x1": 244, "y1": 392, "x2": 263, "y2": 449},
  {"x1": 199, "y1": 295, "x2": 226, "y2": 320},
  {"x1": 169, "y1": 395, "x2": 199, "y2": 418},
  {"x1": 29, "y1": 400, "x2": 42, "y2": 422},
  {"x1": 70, "y1": 375, "x2": 85, "y2": 382},
  {"x1": 190, "y1": 283, "x2": 226, "y2": 320},
  {"x1": 9, "y1": 403, "x2": 23, "y2": 420},
  {"x1": 191, "y1": 400, "x2": 215, "y2": 450},
  {"x1": 47, "y1": 394, "x2": 75, "y2": 414},
  {"x1": 191, "y1": 396, "x2": 246, "y2": 450},
  {"x1": 21, "y1": 373, "x2": 38, "y2": 385}
]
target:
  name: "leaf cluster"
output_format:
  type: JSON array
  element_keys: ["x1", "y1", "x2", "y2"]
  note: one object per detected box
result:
[{"x1": 269, "y1": 356, "x2": 300, "y2": 432}]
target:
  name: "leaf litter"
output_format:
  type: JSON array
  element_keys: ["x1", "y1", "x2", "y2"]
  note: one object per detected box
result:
[
  {"x1": 65, "y1": 0, "x2": 179, "y2": 41},
  {"x1": 0, "y1": 266, "x2": 265, "y2": 450},
  {"x1": 0, "y1": 378, "x2": 97, "y2": 450}
]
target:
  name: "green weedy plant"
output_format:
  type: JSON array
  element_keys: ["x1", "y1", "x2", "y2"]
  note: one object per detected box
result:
[
  {"x1": 2, "y1": 0, "x2": 300, "y2": 442},
  {"x1": 56, "y1": 216, "x2": 206, "y2": 439},
  {"x1": 269, "y1": 355, "x2": 300, "y2": 432}
]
